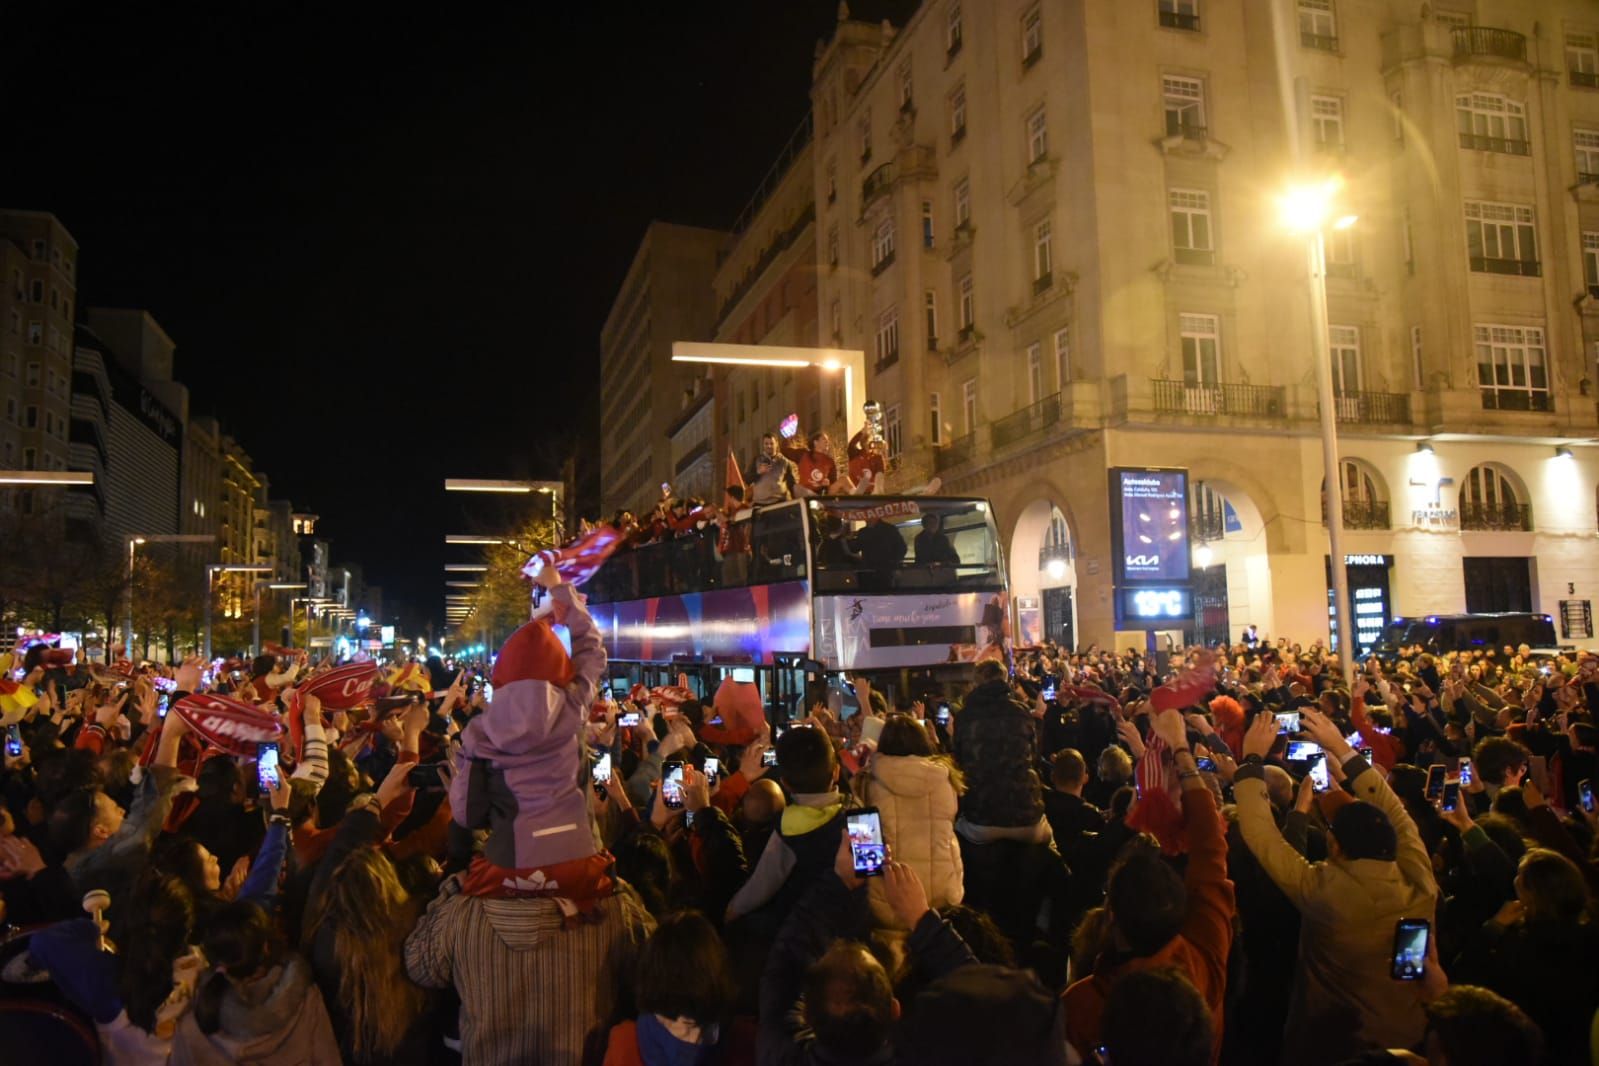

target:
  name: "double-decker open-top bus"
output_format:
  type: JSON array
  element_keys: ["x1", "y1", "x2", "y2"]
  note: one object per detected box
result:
[{"x1": 584, "y1": 495, "x2": 1009, "y2": 722}]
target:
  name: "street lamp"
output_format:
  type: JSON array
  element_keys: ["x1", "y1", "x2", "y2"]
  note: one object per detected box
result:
[
  {"x1": 204, "y1": 564, "x2": 271, "y2": 661},
  {"x1": 671, "y1": 342, "x2": 869, "y2": 441},
  {"x1": 1278, "y1": 169, "x2": 1358, "y2": 689},
  {"x1": 253, "y1": 582, "x2": 307, "y2": 657},
  {"x1": 124, "y1": 534, "x2": 215, "y2": 661}
]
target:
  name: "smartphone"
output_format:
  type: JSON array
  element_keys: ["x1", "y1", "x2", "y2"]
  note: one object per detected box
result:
[
  {"x1": 256, "y1": 742, "x2": 281, "y2": 793},
  {"x1": 619, "y1": 712, "x2": 641, "y2": 728},
  {"x1": 1309, "y1": 757, "x2": 1330, "y2": 793},
  {"x1": 1195, "y1": 755, "x2": 1218, "y2": 773},
  {"x1": 592, "y1": 751, "x2": 612, "y2": 785},
  {"x1": 1391, "y1": 918, "x2": 1430, "y2": 980},
  {"x1": 860, "y1": 717, "x2": 884, "y2": 745},
  {"x1": 157, "y1": 693, "x2": 170, "y2": 717},
  {"x1": 1580, "y1": 779, "x2": 1595, "y2": 815},
  {"x1": 1457, "y1": 757, "x2": 1473, "y2": 787},
  {"x1": 1285, "y1": 740, "x2": 1322, "y2": 761},
  {"x1": 1275, "y1": 711, "x2": 1300, "y2": 734},
  {"x1": 1424, "y1": 764, "x2": 1446, "y2": 803},
  {"x1": 1042, "y1": 683, "x2": 1057, "y2": 702},
  {"x1": 936, "y1": 703, "x2": 951, "y2": 725},
  {"x1": 846, "y1": 807, "x2": 888, "y2": 878},
  {"x1": 1359, "y1": 746, "x2": 1374, "y2": 762},
  {"x1": 1441, "y1": 781, "x2": 1461, "y2": 812},
  {"x1": 662, "y1": 765, "x2": 684, "y2": 809},
  {"x1": 151, "y1": 676, "x2": 177, "y2": 693},
  {"x1": 5, "y1": 723, "x2": 22, "y2": 758},
  {"x1": 482, "y1": 682, "x2": 494, "y2": 702},
  {"x1": 1344, "y1": 730, "x2": 1364, "y2": 749},
  {"x1": 762, "y1": 747, "x2": 778, "y2": 767},
  {"x1": 406, "y1": 762, "x2": 449, "y2": 790},
  {"x1": 702, "y1": 756, "x2": 721, "y2": 781}
]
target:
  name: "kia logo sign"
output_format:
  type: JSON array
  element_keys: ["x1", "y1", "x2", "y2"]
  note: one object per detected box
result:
[
  {"x1": 301, "y1": 662, "x2": 381, "y2": 710},
  {"x1": 1125, "y1": 554, "x2": 1161, "y2": 568}
]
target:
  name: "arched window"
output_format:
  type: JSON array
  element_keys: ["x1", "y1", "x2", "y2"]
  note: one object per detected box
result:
[
  {"x1": 1044, "y1": 506, "x2": 1071, "y2": 557},
  {"x1": 1323, "y1": 459, "x2": 1388, "y2": 529},
  {"x1": 1459, "y1": 464, "x2": 1530, "y2": 531},
  {"x1": 1190, "y1": 481, "x2": 1231, "y2": 541}
]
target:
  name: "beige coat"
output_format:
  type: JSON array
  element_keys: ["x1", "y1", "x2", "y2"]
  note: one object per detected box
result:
[
  {"x1": 855, "y1": 754, "x2": 964, "y2": 928},
  {"x1": 1236, "y1": 761, "x2": 1439, "y2": 1066}
]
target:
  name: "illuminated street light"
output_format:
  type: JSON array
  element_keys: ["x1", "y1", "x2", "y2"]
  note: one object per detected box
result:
[
  {"x1": 671, "y1": 342, "x2": 869, "y2": 439},
  {"x1": 0, "y1": 470, "x2": 95, "y2": 486},
  {"x1": 445, "y1": 535, "x2": 508, "y2": 546},
  {"x1": 203, "y1": 564, "x2": 272, "y2": 660},
  {"x1": 445, "y1": 564, "x2": 489, "y2": 572}
]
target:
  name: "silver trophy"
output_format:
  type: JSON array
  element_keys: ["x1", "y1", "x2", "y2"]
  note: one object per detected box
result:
[{"x1": 863, "y1": 400, "x2": 886, "y2": 447}]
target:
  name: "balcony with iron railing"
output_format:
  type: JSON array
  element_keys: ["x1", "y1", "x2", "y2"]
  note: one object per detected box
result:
[
  {"x1": 1469, "y1": 256, "x2": 1540, "y2": 277},
  {"x1": 934, "y1": 431, "x2": 978, "y2": 472},
  {"x1": 1151, "y1": 379, "x2": 1286, "y2": 418},
  {"x1": 861, "y1": 161, "x2": 896, "y2": 207},
  {"x1": 1480, "y1": 388, "x2": 1553, "y2": 413},
  {"x1": 1160, "y1": 10, "x2": 1200, "y2": 31},
  {"x1": 991, "y1": 393, "x2": 1062, "y2": 450},
  {"x1": 1320, "y1": 499, "x2": 1392, "y2": 530},
  {"x1": 1452, "y1": 26, "x2": 1527, "y2": 64},
  {"x1": 1191, "y1": 512, "x2": 1226, "y2": 542},
  {"x1": 1459, "y1": 501, "x2": 1532, "y2": 531},
  {"x1": 1329, "y1": 390, "x2": 1411, "y2": 425},
  {"x1": 1458, "y1": 132, "x2": 1530, "y2": 155}
]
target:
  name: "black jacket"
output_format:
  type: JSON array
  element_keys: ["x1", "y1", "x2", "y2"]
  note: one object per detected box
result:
[{"x1": 952, "y1": 681, "x2": 1044, "y2": 828}]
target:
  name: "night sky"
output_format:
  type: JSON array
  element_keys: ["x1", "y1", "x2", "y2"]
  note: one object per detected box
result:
[{"x1": 5, "y1": 1, "x2": 917, "y2": 629}]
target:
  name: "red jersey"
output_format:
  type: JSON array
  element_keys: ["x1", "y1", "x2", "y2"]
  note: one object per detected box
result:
[{"x1": 781, "y1": 440, "x2": 836, "y2": 494}]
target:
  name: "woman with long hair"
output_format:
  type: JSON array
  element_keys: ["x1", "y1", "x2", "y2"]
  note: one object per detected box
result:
[
  {"x1": 303, "y1": 843, "x2": 430, "y2": 1064},
  {"x1": 170, "y1": 900, "x2": 339, "y2": 1065},
  {"x1": 299, "y1": 782, "x2": 432, "y2": 1064},
  {"x1": 851, "y1": 713, "x2": 964, "y2": 929}
]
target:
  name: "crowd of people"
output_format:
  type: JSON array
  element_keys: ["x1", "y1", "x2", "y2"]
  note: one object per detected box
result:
[{"x1": 2, "y1": 569, "x2": 1598, "y2": 1064}]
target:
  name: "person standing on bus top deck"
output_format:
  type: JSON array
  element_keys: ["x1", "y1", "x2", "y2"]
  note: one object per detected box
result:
[
  {"x1": 780, "y1": 429, "x2": 838, "y2": 496},
  {"x1": 914, "y1": 512, "x2": 961, "y2": 567},
  {"x1": 845, "y1": 424, "x2": 886, "y2": 494},
  {"x1": 748, "y1": 433, "x2": 798, "y2": 507}
]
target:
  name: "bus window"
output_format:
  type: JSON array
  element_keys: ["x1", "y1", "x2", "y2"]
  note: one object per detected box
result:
[
  {"x1": 807, "y1": 497, "x2": 1001, "y2": 593},
  {"x1": 753, "y1": 503, "x2": 808, "y2": 584}
]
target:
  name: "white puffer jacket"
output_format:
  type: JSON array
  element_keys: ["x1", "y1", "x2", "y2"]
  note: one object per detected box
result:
[{"x1": 856, "y1": 754, "x2": 964, "y2": 928}]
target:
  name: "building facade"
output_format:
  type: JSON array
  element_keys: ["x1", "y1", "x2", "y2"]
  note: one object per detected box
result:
[
  {"x1": 794, "y1": 0, "x2": 1599, "y2": 650},
  {"x1": 599, "y1": 221, "x2": 728, "y2": 516},
  {"x1": 0, "y1": 211, "x2": 80, "y2": 514}
]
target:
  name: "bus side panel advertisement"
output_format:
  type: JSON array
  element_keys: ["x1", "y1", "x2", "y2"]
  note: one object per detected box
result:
[
  {"x1": 590, "y1": 581, "x2": 812, "y2": 664},
  {"x1": 814, "y1": 591, "x2": 1010, "y2": 671}
]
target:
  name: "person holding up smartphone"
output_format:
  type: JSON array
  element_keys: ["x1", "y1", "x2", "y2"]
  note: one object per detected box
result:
[{"x1": 1230, "y1": 705, "x2": 1438, "y2": 1064}]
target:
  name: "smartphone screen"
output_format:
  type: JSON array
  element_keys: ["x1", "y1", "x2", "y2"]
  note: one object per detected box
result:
[
  {"x1": 1285, "y1": 740, "x2": 1323, "y2": 761},
  {"x1": 1458, "y1": 758, "x2": 1473, "y2": 787},
  {"x1": 256, "y1": 742, "x2": 281, "y2": 793},
  {"x1": 1344, "y1": 730, "x2": 1364, "y2": 749},
  {"x1": 662, "y1": 766, "x2": 684, "y2": 809},
  {"x1": 619, "y1": 712, "x2": 641, "y2": 728},
  {"x1": 1359, "y1": 746, "x2": 1374, "y2": 762},
  {"x1": 157, "y1": 693, "x2": 170, "y2": 718},
  {"x1": 1441, "y1": 781, "x2": 1461, "y2": 812},
  {"x1": 1042, "y1": 683, "x2": 1057, "y2": 702},
  {"x1": 936, "y1": 703, "x2": 951, "y2": 725},
  {"x1": 592, "y1": 752, "x2": 612, "y2": 785},
  {"x1": 1391, "y1": 918, "x2": 1430, "y2": 980},
  {"x1": 846, "y1": 807, "x2": 887, "y2": 877},
  {"x1": 1275, "y1": 711, "x2": 1300, "y2": 734},
  {"x1": 1195, "y1": 755, "x2": 1218, "y2": 773},
  {"x1": 1581, "y1": 779, "x2": 1595, "y2": 815},
  {"x1": 762, "y1": 748, "x2": 778, "y2": 767},
  {"x1": 702, "y1": 756, "x2": 720, "y2": 780},
  {"x1": 5, "y1": 724, "x2": 22, "y2": 758},
  {"x1": 1308, "y1": 757, "x2": 1330, "y2": 793},
  {"x1": 1424, "y1": 764, "x2": 1446, "y2": 802}
]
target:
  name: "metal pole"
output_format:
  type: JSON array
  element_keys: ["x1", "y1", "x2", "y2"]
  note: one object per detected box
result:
[
  {"x1": 203, "y1": 566, "x2": 215, "y2": 662},
  {"x1": 252, "y1": 583, "x2": 262, "y2": 659},
  {"x1": 1307, "y1": 230, "x2": 1354, "y2": 690},
  {"x1": 124, "y1": 538, "x2": 137, "y2": 662}
]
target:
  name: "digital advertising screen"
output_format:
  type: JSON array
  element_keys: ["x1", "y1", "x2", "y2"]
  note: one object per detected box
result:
[{"x1": 1110, "y1": 467, "x2": 1191, "y2": 585}]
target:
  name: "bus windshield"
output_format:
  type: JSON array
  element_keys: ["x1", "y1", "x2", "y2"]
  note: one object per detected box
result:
[{"x1": 807, "y1": 496, "x2": 1002, "y2": 594}]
